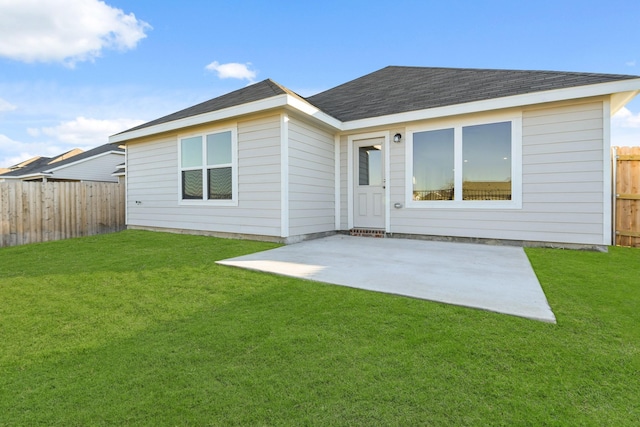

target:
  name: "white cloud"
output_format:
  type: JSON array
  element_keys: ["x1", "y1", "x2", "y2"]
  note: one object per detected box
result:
[
  {"x1": 613, "y1": 107, "x2": 640, "y2": 128},
  {"x1": 0, "y1": 0, "x2": 151, "y2": 66},
  {"x1": 0, "y1": 133, "x2": 66, "y2": 167},
  {"x1": 612, "y1": 107, "x2": 640, "y2": 147},
  {"x1": 0, "y1": 97, "x2": 16, "y2": 112},
  {"x1": 40, "y1": 117, "x2": 144, "y2": 144},
  {"x1": 205, "y1": 61, "x2": 257, "y2": 82},
  {"x1": 626, "y1": 60, "x2": 637, "y2": 67}
]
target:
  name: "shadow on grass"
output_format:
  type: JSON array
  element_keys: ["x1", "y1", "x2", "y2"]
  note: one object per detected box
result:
[{"x1": 0, "y1": 229, "x2": 280, "y2": 279}]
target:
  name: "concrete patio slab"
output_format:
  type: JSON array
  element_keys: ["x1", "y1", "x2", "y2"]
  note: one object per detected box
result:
[{"x1": 217, "y1": 235, "x2": 556, "y2": 323}]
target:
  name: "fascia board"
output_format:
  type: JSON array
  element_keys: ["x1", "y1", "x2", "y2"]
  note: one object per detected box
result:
[
  {"x1": 110, "y1": 94, "x2": 291, "y2": 143},
  {"x1": 285, "y1": 95, "x2": 342, "y2": 129},
  {"x1": 45, "y1": 151, "x2": 125, "y2": 173},
  {"x1": 5, "y1": 173, "x2": 51, "y2": 180},
  {"x1": 341, "y1": 78, "x2": 640, "y2": 131}
]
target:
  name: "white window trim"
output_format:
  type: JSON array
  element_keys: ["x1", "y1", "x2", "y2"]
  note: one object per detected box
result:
[
  {"x1": 405, "y1": 112, "x2": 522, "y2": 209},
  {"x1": 177, "y1": 126, "x2": 238, "y2": 206}
]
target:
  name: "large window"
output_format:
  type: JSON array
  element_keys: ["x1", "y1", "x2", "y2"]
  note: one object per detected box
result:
[
  {"x1": 409, "y1": 117, "x2": 520, "y2": 207},
  {"x1": 179, "y1": 128, "x2": 236, "y2": 203}
]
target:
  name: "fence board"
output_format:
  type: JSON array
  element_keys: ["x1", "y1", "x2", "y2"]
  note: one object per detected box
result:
[
  {"x1": 614, "y1": 146, "x2": 640, "y2": 247},
  {"x1": 0, "y1": 181, "x2": 125, "y2": 248}
]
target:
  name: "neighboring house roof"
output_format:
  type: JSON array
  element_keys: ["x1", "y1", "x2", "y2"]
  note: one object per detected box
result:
[
  {"x1": 0, "y1": 143, "x2": 124, "y2": 179},
  {"x1": 111, "y1": 66, "x2": 640, "y2": 142},
  {"x1": 112, "y1": 162, "x2": 125, "y2": 176}
]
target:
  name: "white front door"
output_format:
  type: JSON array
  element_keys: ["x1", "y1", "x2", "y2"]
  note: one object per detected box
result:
[{"x1": 353, "y1": 138, "x2": 385, "y2": 229}]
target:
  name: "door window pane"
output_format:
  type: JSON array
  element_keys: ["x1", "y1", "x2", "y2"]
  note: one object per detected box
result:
[
  {"x1": 462, "y1": 122, "x2": 511, "y2": 200},
  {"x1": 358, "y1": 146, "x2": 382, "y2": 186},
  {"x1": 208, "y1": 167, "x2": 232, "y2": 199},
  {"x1": 181, "y1": 136, "x2": 202, "y2": 168},
  {"x1": 182, "y1": 170, "x2": 203, "y2": 199},
  {"x1": 207, "y1": 131, "x2": 232, "y2": 166},
  {"x1": 413, "y1": 128, "x2": 454, "y2": 200}
]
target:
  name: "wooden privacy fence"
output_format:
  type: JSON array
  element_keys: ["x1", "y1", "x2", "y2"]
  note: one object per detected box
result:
[
  {"x1": 613, "y1": 146, "x2": 640, "y2": 247},
  {"x1": 0, "y1": 181, "x2": 125, "y2": 248}
]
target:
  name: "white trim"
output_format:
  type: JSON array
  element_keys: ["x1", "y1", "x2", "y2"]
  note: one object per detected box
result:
[
  {"x1": 113, "y1": 95, "x2": 288, "y2": 143},
  {"x1": 405, "y1": 112, "x2": 523, "y2": 209},
  {"x1": 611, "y1": 90, "x2": 640, "y2": 114},
  {"x1": 384, "y1": 132, "x2": 391, "y2": 233},
  {"x1": 347, "y1": 131, "x2": 389, "y2": 229},
  {"x1": 110, "y1": 94, "x2": 341, "y2": 144},
  {"x1": 280, "y1": 113, "x2": 290, "y2": 238},
  {"x1": 342, "y1": 78, "x2": 640, "y2": 131},
  {"x1": 334, "y1": 134, "x2": 341, "y2": 230},
  {"x1": 0, "y1": 173, "x2": 51, "y2": 180},
  {"x1": 286, "y1": 95, "x2": 343, "y2": 129},
  {"x1": 602, "y1": 99, "x2": 612, "y2": 245},
  {"x1": 177, "y1": 125, "x2": 238, "y2": 207},
  {"x1": 45, "y1": 150, "x2": 124, "y2": 173},
  {"x1": 124, "y1": 147, "x2": 129, "y2": 226},
  {"x1": 611, "y1": 146, "x2": 617, "y2": 243},
  {"x1": 347, "y1": 136, "x2": 353, "y2": 229},
  {"x1": 110, "y1": 78, "x2": 640, "y2": 146}
]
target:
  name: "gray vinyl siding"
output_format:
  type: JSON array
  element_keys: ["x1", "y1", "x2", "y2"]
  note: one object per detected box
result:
[
  {"x1": 388, "y1": 100, "x2": 607, "y2": 245},
  {"x1": 126, "y1": 114, "x2": 282, "y2": 237},
  {"x1": 49, "y1": 152, "x2": 124, "y2": 182},
  {"x1": 287, "y1": 116, "x2": 335, "y2": 236}
]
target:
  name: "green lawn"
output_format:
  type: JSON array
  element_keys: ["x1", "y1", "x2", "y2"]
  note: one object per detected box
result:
[{"x1": 0, "y1": 230, "x2": 638, "y2": 426}]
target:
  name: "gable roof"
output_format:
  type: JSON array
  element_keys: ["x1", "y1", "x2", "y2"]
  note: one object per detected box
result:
[
  {"x1": 111, "y1": 66, "x2": 640, "y2": 142},
  {"x1": 305, "y1": 66, "x2": 640, "y2": 122},
  {"x1": 0, "y1": 143, "x2": 124, "y2": 178},
  {"x1": 120, "y1": 79, "x2": 295, "y2": 134}
]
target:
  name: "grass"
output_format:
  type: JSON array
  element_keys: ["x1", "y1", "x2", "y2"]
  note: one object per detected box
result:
[{"x1": 0, "y1": 230, "x2": 638, "y2": 426}]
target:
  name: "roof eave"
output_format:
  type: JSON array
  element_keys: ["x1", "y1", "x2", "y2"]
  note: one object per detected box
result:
[
  {"x1": 1, "y1": 172, "x2": 52, "y2": 180},
  {"x1": 45, "y1": 150, "x2": 125, "y2": 173},
  {"x1": 109, "y1": 94, "x2": 341, "y2": 144},
  {"x1": 341, "y1": 78, "x2": 640, "y2": 131}
]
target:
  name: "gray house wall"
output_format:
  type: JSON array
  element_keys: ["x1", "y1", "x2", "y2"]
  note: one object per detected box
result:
[
  {"x1": 126, "y1": 114, "x2": 283, "y2": 238},
  {"x1": 383, "y1": 98, "x2": 608, "y2": 245},
  {"x1": 287, "y1": 115, "x2": 336, "y2": 237}
]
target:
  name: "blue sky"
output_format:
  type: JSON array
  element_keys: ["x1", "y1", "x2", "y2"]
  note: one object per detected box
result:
[{"x1": 1, "y1": 0, "x2": 639, "y2": 167}]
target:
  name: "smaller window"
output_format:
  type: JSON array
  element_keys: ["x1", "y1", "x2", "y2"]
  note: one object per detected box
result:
[{"x1": 179, "y1": 129, "x2": 236, "y2": 203}]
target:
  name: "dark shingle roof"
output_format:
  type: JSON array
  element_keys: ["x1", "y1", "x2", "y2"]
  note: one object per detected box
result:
[
  {"x1": 116, "y1": 66, "x2": 639, "y2": 136},
  {"x1": 120, "y1": 79, "x2": 290, "y2": 134},
  {"x1": 0, "y1": 143, "x2": 123, "y2": 177},
  {"x1": 305, "y1": 66, "x2": 639, "y2": 121}
]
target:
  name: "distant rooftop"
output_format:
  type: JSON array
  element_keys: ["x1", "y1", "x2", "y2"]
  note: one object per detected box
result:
[{"x1": 0, "y1": 143, "x2": 124, "y2": 178}]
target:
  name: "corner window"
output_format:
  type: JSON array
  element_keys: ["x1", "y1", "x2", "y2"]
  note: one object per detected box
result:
[
  {"x1": 408, "y1": 116, "x2": 521, "y2": 208},
  {"x1": 179, "y1": 128, "x2": 237, "y2": 204}
]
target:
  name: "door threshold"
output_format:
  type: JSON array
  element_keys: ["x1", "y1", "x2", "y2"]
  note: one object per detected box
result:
[{"x1": 349, "y1": 228, "x2": 386, "y2": 238}]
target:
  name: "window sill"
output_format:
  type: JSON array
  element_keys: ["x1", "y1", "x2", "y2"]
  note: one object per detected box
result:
[
  {"x1": 179, "y1": 199, "x2": 238, "y2": 207},
  {"x1": 405, "y1": 200, "x2": 522, "y2": 209}
]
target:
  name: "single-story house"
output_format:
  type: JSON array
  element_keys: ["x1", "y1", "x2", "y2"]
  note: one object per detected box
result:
[
  {"x1": 110, "y1": 66, "x2": 640, "y2": 249},
  {"x1": 0, "y1": 143, "x2": 125, "y2": 182}
]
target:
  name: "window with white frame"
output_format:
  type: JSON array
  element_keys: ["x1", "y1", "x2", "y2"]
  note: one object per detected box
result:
[
  {"x1": 179, "y1": 129, "x2": 236, "y2": 203},
  {"x1": 409, "y1": 117, "x2": 520, "y2": 207}
]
